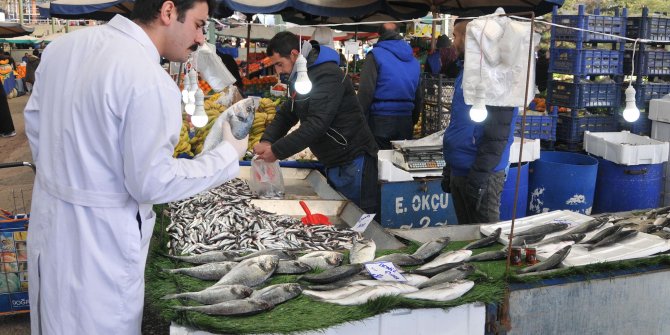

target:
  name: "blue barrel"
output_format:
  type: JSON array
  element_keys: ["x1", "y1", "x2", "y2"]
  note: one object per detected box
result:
[
  {"x1": 500, "y1": 163, "x2": 529, "y2": 220},
  {"x1": 592, "y1": 158, "x2": 663, "y2": 213},
  {"x1": 528, "y1": 152, "x2": 599, "y2": 215}
]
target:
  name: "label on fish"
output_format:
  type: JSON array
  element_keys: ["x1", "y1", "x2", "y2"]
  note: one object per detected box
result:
[
  {"x1": 364, "y1": 261, "x2": 407, "y2": 282},
  {"x1": 352, "y1": 213, "x2": 376, "y2": 233}
]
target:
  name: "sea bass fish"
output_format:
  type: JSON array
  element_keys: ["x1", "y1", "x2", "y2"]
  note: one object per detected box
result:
[
  {"x1": 162, "y1": 285, "x2": 252, "y2": 305},
  {"x1": 250, "y1": 283, "x2": 302, "y2": 306},
  {"x1": 234, "y1": 249, "x2": 295, "y2": 262},
  {"x1": 373, "y1": 253, "x2": 423, "y2": 266},
  {"x1": 349, "y1": 238, "x2": 376, "y2": 264},
  {"x1": 463, "y1": 228, "x2": 501, "y2": 250},
  {"x1": 298, "y1": 251, "x2": 344, "y2": 270},
  {"x1": 514, "y1": 222, "x2": 569, "y2": 237},
  {"x1": 586, "y1": 230, "x2": 638, "y2": 251},
  {"x1": 417, "y1": 264, "x2": 475, "y2": 289},
  {"x1": 165, "y1": 261, "x2": 237, "y2": 280},
  {"x1": 517, "y1": 245, "x2": 572, "y2": 274},
  {"x1": 580, "y1": 225, "x2": 623, "y2": 245},
  {"x1": 534, "y1": 233, "x2": 586, "y2": 247},
  {"x1": 166, "y1": 251, "x2": 240, "y2": 264},
  {"x1": 299, "y1": 264, "x2": 363, "y2": 284},
  {"x1": 172, "y1": 298, "x2": 273, "y2": 316},
  {"x1": 209, "y1": 255, "x2": 278, "y2": 288},
  {"x1": 411, "y1": 237, "x2": 451, "y2": 260},
  {"x1": 402, "y1": 280, "x2": 475, "y2": 302},
  {"x1": 202, "y1": 98, "x2": 258, "y2": 152},
  {"x1": 324, "y1": 283, "x2": 418, "y2": 306},
  {"x1": 275, "y1": 260, "x2": 312, "y2": 275},
  {"x1": 415, "y1": 250, "x2": 472, "y2": 272},
  {"x1": 466, "y1": 250, "x2": 508, "y2": 262},
  {"x1": 568, "y1": 218, "x2": 608, "y2": 234}
]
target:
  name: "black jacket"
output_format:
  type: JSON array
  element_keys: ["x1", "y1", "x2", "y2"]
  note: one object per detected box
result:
[{"x1": 261, "y1": 45, "x2": 378, "y2": 168}]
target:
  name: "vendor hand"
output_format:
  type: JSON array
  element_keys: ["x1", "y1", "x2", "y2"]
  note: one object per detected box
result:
[
  {"x1": 221, "y1": 119, "x2": 248, "y2": 158},
  {"x1": 253, "y1": 141, "x2": 277, "y2": 162}
]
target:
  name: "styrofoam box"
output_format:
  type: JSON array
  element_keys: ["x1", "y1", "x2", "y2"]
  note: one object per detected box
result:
[
  {"x1": 509, "y1": 137, "x2": 541, "y2": 163},
  {"x1": 652, "y1": 120, "x2": 670, "y2": 142},
  {"x1": 584, "y1": 131, "x2": 669, "y2": 165},
  {"x1": 649, "y1": 96, "x2": 670, "y2": 122}
]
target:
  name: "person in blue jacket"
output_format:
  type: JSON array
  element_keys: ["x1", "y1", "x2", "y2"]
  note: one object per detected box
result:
[
  {"x1": 357, "y1": 22, "x2": 422, "y2": 149},
  {"x1": 442, "y1": 17, "x2": 518, "y2": 224}
]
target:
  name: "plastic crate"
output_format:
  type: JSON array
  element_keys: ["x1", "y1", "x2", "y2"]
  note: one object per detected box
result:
[
  {"x1": 584, "y1": 130, "x2": 669, "y2": 165},
  {"x1": 618, "y1": 111, "x2": 652, "y2": 136},
  {"x1": 547, "y1": 80, "x2": 621, "y2": 109},
  {"x1": 0, "y1": 213, "x2": 29, "y2": 315},
  {"x1": 556, "y1": 112, "x2": 618, "y2": 144},
  {"x1": 422, "y1": 74, "x2": 455, "y2": 106},
  {"x1": 552, "y1": 6, "x2": 626, "y2": 43},
  {"x1": 627, "y1": 11, "x2": 670, "y2": 41},
  {"x1": 421, "y1": 74, "x2": 454, "y2": 136},
  {"x1": 514, "y1": 113, "x2": 557, "y2": 141},
  {"x1": 422, "y1": 103, "x2": 451, "y2": 136},
  {"x1": 623, "y1": 49, "x2": 670, "y2": 76},
  {"x1": 550, "y1": 48, "x2": 623, "y2": 75},
  {"x1": 632, "y1": 82, "x2": 670, "y2": 108}
]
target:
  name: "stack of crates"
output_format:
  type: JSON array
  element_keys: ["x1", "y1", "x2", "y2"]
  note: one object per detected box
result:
[
  {"x1": 420, "y1": 73, "x2": 455, "y2": 137},
  {"x1": 547, "y1": 5, "x2": 624, "y2": 150},
  {"x1": 622, "y1": 7, "x2": 670, "y2": 136},
  {"x1": 0, "y1": 212, "x2": 29, "y2": 315}
]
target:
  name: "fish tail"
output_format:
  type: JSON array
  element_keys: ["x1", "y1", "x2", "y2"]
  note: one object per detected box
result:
[{"x1": 162, "y1": 293, "x2": 182, "y2": 300}]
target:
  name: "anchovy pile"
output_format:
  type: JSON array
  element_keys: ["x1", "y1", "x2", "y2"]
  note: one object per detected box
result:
[{"x1": 167, "y1": 179, "x2": 356, "y2": 255}]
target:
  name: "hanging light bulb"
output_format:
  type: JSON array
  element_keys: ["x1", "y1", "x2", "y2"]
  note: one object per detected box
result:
[
  {"x1": 187, "y1": 69, "x2": 198, "y2": 104},
  {"x1": 469, "y1": 82, "x2": 488, "y2": 123},
  {"x1": 181, "y1": 73, "x2": 190, "y2": 104},
  {"x1": 293, "y1": 54, "x2": 312, "y2": 94},
  {"x1": 191, "y1": 88, "x2": 208, "y2": 128},
  {"x1": 622, "y1": 85, "x2": 640, "y2": 122}
]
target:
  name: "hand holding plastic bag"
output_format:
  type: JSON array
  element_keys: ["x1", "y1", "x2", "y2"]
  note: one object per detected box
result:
[{"x1": 249, "y1": 156, "x2": 285, "y2": 199}]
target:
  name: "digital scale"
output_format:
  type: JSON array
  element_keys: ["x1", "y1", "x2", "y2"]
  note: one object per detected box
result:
[{"x1": 390, "y1": 143, "x2": 446, "y2": 172}]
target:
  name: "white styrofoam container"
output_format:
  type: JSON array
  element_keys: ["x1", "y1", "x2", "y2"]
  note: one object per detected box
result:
[
  {"x1": 649, "y1": 95, "x2": 670, "y2": 122},
  {"x1": 652, "y1": 120, "x2": 670, "y2": 142},
  {"x1": 509, "y1": 137, "x2": 541, "y2": 163},
  {"x1": 583, "y1": 131, "x2": 669, "y2": 165}
]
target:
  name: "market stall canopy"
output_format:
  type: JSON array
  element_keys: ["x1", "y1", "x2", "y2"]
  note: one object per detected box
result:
[
  {"x1": 0, "y1": 22, "x2": 35, "y2": 38},
  {"x1": 217, "y1": 24, "x2": 347, "y2": 41},
  {"x1": 438, "y1": 0, "x2": 565, "y2": 16},
  {"x1": 39, "y1": 0, "x2": 134, "y2": 20},
  {"x1": 0, "y1": 35, "x2": 41, "y2": 44}
]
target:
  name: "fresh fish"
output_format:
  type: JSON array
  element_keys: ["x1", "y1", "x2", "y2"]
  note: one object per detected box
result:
[
  {"x1": 517, "y1": 245, "x2": 572, "y2": 274},
  {"x1": 466, "y1": 250, "x2": 507, "y2": 262},
  {"x1": 165, "y1": 261, "x2": 237, "y2": 280},
  {"x1": 534, "y1": 233, "x2": 586, "y2": 246},
  {"x1": 586, "y1": 230, "x2": 638, "y2": 251},
  {"x1": 403, "y1": 274, "x2": 430, "y2": 287},
  {"x1": 402, "y1": 280, "x2": 475, "y2": 302},
  {"x1": 373, "y1": 253, "x2": 423, "y2": 266},
  {"x1": 250, "y1": 283, "x2": 302, "y2": 306},
  {"x1": 298, "y1": 251, "x2": 344, "y2": 270},
  {"x1": 514, "y1": 222, "x2": 570, "y2": 237},
  {"x1": 235, "y1": 249, "x2": 295, "y2": 262},
  {"x1": 172, "y1": 298, "x2": 273, "y2": 316},
  {"x1": 568, "y1": 218, "x2": 608, "y2": 234},
  {"x1": 209, "y1": 255, "x2": 278, "y2": 288},
  {"x1": 410, "y1": 261, "x2": 465, "y2": 277},
  {"x1": 303, "y1": 285, "x2": 368, "y2": 301},
  {"x1": 306, "y1": 273, "x2": 372, "y2": 291},
  {"x1": 653, "y1": 215, "x2": 670, "y2": 227},
  {"x1": 165, "y1": 251, "x2": 239, "y2": 264},
  {"x1": 324, "y1": 283, "x2": 418, "y2": 305},
  {"x1": 580, "y1": 225, "x2": 624, "y2": 245},
  {"x1": 463, "y1": 228, "x2": 501, "y2": 250},
  {"x1": 299, "y1": 264, "x2": 364, "y2": 284},
  {"x1": 411, "y1": 237, "x2": 451, "y2": 260},
  {"x1": 349, "y1": 238, "x2": 376, "y2": 264},
  {"x1": 275, "y1": 260, "x2": 312, "y2": 275},
  {"x1": 162, "y1": 285, "x2": 252, "y2": 304},
  {"x1": 651, "y1": 230, "x2": 670, "y2": 239},
  {"x1": 635, "y1": 224, "x2": 663, "y2": 234},
  {"x1": 510, "y1": 233, "x2": 546, "y2": 247},
  {"x1": 417, "y1": 264, "x2": 476, "y2": 289},
  {"x1": 415, "y1": 250, "x2": 472, "y2": 271},
  {"x1": 202, "y1": 98, "x2": 258, "y2": 154}
]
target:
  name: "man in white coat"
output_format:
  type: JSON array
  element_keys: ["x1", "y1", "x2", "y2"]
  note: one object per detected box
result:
[{"x1": 23, "y1": 0, "x2": 247, "y2": 333}]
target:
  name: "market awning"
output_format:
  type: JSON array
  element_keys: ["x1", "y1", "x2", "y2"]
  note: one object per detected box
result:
[
  {"x1": 438, "y1": 0, "x2": 565, "y2": 16},
  {"x1": 0, "y1": 22, "x2": 35, "y2": 38},
  {"x1": 0, "y1": 35, "x2": 41, "y2": 44},
  {"x1": 40, "y1": 0, "x2": 134, "y2": 20}
]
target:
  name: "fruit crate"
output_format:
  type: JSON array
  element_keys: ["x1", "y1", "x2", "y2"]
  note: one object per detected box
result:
[
  {"x1": 627, "y1": 8, "x2": 670, "y2": 41},
  {"x1": 550, "y1": 48, "x2": 623, "y2": 75},
  {"x1": 618, "y1": 110, "x2": 652, "y2": 136},
  {"x1": 630, "y1": 82, "x2": 670, "y2": 108},
  {"x1": 556, "y1": 111, "x2": 618, "y2": 144},
  {"x1": 552, "y1": 5, "x2": 627, "y2": 43},
  {"x1": 547, "y1": 80, "x2": 621, "y2": 109},
  {"x1": 514, "y1": 112, "x2": 557, "y2": 141},
  {"x1": 623, "y1": 49, "x2": 670, "y2": 76}
]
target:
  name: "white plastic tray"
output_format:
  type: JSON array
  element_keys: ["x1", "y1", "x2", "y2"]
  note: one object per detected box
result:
[{"x1": 583, "y1": 131, "x2": 669, "y2": 165}]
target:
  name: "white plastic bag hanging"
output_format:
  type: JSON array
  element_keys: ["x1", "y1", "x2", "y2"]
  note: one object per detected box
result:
[
  {"x1": 249, "y1": 156, "x2": 285, "y2": 199},
  {"x1": 193, "y1": 42, "x2": 236, "y2": 92}
]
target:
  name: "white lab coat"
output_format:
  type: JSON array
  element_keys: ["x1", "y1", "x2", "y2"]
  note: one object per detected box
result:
[{"x1": 24, "y1": 16, "x2": 240, "y2": 334}]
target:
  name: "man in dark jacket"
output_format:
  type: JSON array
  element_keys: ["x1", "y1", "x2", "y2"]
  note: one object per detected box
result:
[
  {"x1": 441, "y1": 18, "x2": 517, "y2": 224},
  {"x1": 357, "y1": 22, "x2": 422, "y2": 149},
  {"x1": 254, "y1": 32, "x2": 379, "y2": 213}
]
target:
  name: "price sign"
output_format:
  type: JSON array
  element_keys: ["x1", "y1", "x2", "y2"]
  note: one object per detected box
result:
[
  {"x1": 352, "y1": 213, "x2": 376, "y2": 233},
  {"x1": 364, "y1": 261, "x2": 407, "y2": 282}
]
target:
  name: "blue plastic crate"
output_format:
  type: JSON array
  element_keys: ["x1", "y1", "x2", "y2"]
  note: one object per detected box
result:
[
  {"x1": 556, "y1": 112, "x2": 618, "y2": 144},
  {"x1": 552, "y1": 7, "x2": 626, "y2": 43},
  {"x1": 618, "y1": 111, "x2": 652, "y2": 136},
  {"x1": 0, "y1": 213, "x2": 29, "y2": 315},
  {"x1": 630, "y1": 82, "x2": 670, "y2": 108},
  {"x1": 627, "y1": 14, "x2": 670, "y2": 41},
  {"x1": 514, "y1": 113, "x2": 557, "y2": 141},
  {"x1": 550, "y1": 48, "x2": 623, "y2": 75},
  {"x1": 624, "y1": 49, "x2": 670, "y2": 76},
  {"x1": 548, "y1": 80, "x2": 621, "y2": 109}
]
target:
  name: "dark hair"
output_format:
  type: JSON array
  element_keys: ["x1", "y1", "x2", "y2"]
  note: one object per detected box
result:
[
  {"x1": 131, "y1": 0, "x2": 215, "y2": 25},
  {"x1": 267, "y1": 31, "x2": 299, "y2": 58},
  {"x1": 378, "y1": 22, "x2": 399, "y2": 35}
]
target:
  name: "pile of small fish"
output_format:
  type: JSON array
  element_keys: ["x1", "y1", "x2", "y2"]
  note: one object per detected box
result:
[{"x1": 166, "y1": 179, "x2": 357, "y2": 255}]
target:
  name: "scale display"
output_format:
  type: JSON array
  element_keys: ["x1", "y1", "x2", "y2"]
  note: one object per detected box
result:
[{"x1": 392, "y1": 150, "x2": 445, "y2": 171}]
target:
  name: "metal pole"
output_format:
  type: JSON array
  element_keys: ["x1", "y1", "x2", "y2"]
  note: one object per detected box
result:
[
  {"x1": 246, "y1": 23, "x2": 251, "y2": 78},
  {"x1": 18, "y1": 0, "x2": 24, "y2": 24}
]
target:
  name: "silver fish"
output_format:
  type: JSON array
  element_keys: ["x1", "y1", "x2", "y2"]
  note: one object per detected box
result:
[
  {"x1": 568, "y1": 218, "x2": 608, "y2": 234},
  {"x1": 300, "y1": 264, "x2": 364, "y2": 284},
  {"x1": 166, "y1": 251, "x2": 240, "y2": 264},
  {"x1": 534, "y1": 233, "x2": 586, "y2": 246},
  {"x1": 580, "y1": 225, "x2": 624, "y2": 245},
  {"x1": 162, "y1": 285, "x2": 252, "y2": 304},
  {"x1": 415, "y1": 250, "x2": 472, "y2": 271},
  {"x1": 235, "y1": 249, "x2": 295, "y2": 262},
  {"x1": 275, "y1": 260, "x2": 312, "y2": 275},
  {"x1": 250, "y1": 283, "x2": 302, "y2": 306},
  {"x1": 349, "y1": 238, "x2": 376, "y2": 264},
  {"x1": 466, "y1": 250, "x2": 507, "y2": 262},
  {"x1": 586, "y1": 230, "x2": 638, "y2": 251},
  {"x1": 417, "y1": 264, "x2": 476, "y2": 289},
  {"x1": 514, "y1": 222, "x2": 569, "y2": 236},
  {"x1": 373, "y1": 253, "x2": 423, "y2": 266},
  {"x1": 411, "y1": 237, "x2": 451, "y2": 261},
  {"x1": 510, "y1": 233, "x2": 546, "y2": 247},
  {"x1": 403, "y1": 274, "x2": 430, "y2": 287},
  {"x1": 402, "y1": 280, "x2": 475, "y2": 302},
  {"x1": 306, "y1": 273, "x2": 372, "y2": 291},
  {"x1": 324, "y1": 283, "x2": 418, "y2": 306},
  {"x1": 165, "y1": 261, "x2": 237, "y2": 280},
  {"x1": 303, "y1": 285, "x2": 368, "y2": 301},
  {"x1": 209, "y1": 255, "x2": 278, "y2": 288},
  {"x1": 517, "y1": 245, "x2": 572, "y2": 274},
  {"x1": 410, "y1": 261, "x2": 465, "y2": 277},
  {"x1": 298, "y1": 251, "x2": 344, "y2": 270},
  {"x1": 463, "y1": 228, "x2": 501, "y2": 250},
  {"x1": 172, "y1": 298, "x2": 273, "y2": 316}
]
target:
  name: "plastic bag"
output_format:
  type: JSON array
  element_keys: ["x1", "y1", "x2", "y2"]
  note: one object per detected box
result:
[
  {"x1": 249, "y1": 156, "x2": 285, "y2": 199},
  {"x1": 193, "y1": 42, "x2": 236, "y2": 92}
]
